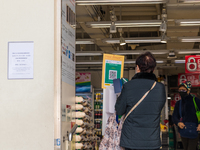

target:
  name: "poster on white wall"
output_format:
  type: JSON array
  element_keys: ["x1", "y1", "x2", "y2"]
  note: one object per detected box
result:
[
  {"x1": 8, "y1": 41, "x2": 34, "y2": 79},
  {"x1": 61, "y1": 0, "x2": 76, "y2": 86}
]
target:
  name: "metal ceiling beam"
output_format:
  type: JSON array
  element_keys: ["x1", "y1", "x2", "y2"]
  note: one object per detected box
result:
[
  {"x1": 76, "y1": 0, "x2": 168, "y2": 5},
  {"x1": 102, "y1": 37, "x2": 162, "y2": 44},
  {"x1": 115, "y1": 11, "x2": 158, "y2": 16},
  {"x1": 86, "y1": 20, "x2": 162, "y2": 28},
  {"x1": 114, "y1": 6, "x2": 156, "y2": 12},
  {"x1": 76, "y1": 49, "x2": 200, "y2": 56}
]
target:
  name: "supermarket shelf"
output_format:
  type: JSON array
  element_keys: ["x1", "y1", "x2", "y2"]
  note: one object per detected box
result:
[
  {"x1": 76, "y1": 92, "x2": 93, "y2": 95},
  {"x1": 95, "y1": 118, "x2": 102, "y2": 120},
  {"x1": 94, "y1": 109, "x2": 102, "y2": 111}
]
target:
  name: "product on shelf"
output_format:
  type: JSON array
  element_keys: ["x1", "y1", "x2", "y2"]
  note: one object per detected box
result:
[
  {"x1": 75, "y1": 135, "x2": 87, "y2": 142},
  {"x1": 76, "y1": 96, "x2": 91, "y2": 108},
  {"x1": 75, "y1": 119, "x2": 90, "y2": 128},
  {"x1": 76, "y1": 104, "x2": 91, "y2": 115},
  {"x1": 75, "y1": 96, "x2": 98, "y2": 149},
  {"x1": 75, "y1": 143, "x2": 87, "y2": 149}
]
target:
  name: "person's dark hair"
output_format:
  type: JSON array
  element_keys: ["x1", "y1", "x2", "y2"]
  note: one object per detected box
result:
[{"x1": 136, "y1": 52, "x2": 156, "y2": 73}]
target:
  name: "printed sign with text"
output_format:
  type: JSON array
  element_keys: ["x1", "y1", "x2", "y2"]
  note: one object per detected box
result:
[
  {"x1": 178, "y1": 73, "x2": 200, "y2": 87},
  {"x1": 185, "y1": 55, "x2": 200, "y2": 73}
]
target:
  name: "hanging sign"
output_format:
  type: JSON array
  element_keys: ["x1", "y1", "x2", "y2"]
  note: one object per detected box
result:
[
  {"x1": 174, "y1": 93, "x2": 197, "y2": 102},
  {"x1": 101, "y1": 54, "x2": 124, "y2": 89},
  {"x1": 76, "y1": 73, "x2": 91, "y2": 93},
  {"x1": 185, "y1": 55, "x2": 200, "y2": 73},
  {"x1": 178, "y1": 73, "x2": 200, "y2": 87}
]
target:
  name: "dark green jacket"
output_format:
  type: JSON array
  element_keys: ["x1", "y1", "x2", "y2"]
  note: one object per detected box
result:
[{"x1": 115, "y1": 73, "x2": 166, "y2": 149}]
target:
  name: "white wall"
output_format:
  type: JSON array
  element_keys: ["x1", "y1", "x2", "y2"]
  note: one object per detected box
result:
[{"x1": 0, "y1": 1, "x2": 55, "y2": 150}]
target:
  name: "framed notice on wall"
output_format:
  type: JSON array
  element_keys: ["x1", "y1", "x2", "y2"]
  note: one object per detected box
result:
[
  {"x1": 8, "y1": 41, "x2": 34, "y2": 79},
  {"x1": 101, "y1": 54, "x2": 124, "y2": 88}
]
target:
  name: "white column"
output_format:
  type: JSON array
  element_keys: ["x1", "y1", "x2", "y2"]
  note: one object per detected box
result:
[{"x1": 0, "y1": 1, "x2": 55, "y2": 150}]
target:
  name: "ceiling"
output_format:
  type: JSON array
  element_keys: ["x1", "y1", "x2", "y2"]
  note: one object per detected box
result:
[{"x1": 75, "y1": 0, "x2": 200, "y2": 72}]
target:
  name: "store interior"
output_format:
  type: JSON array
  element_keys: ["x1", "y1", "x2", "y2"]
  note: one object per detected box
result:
[{"x1": 74, "y1": 0, "x2": 200, "y2": 150}]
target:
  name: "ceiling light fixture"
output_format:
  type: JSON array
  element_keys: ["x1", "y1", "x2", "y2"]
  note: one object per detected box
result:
[
  {"x1": 103, "y1": 37, "x2": 162, "y2": 44},
  {"x1": 161, "y1": 33, "x2": 169, "y2": 43},
  {"x1": 110, "y1": 7, "x2": 117, "y2": 33},
  {"x1": 76, "y1": 0, "x2": 168, "y2": 5},
  {"x1": 178, "y1": 0, "x2": 200, "y2": 3},
  {"x1": 86, "y1": 20, "x2": 162, "y2": 28},
  {"x1": 76, "y1": 52, "x2": 103, "y2": 56},
  {"x1": 160, "y1": 5, "x2": 167, "y2": 33},
  {"x1": 167, "y1": 50, "x2": 177, "y2": 59},
  {"x1": 76, "y1": 39, "x2": 95, "y2": 44},
  {"x1": 112, "y1": 50, "x2": 168, "y2": 55},
  {"x1": 119, "y1": 36, "x2": 126, "y2": 45},
  {"x1": 110, "y1": 22, "x2": 117, "y2": 33},
  {"x1": 160, "y1": 21, "x2": 167, "y2": 32},
  {"x1": 119, "y1": 29, "x2": 126, "y2": 46},
  {"x1": 178, "y1": 36, "x2": 200, "y2": 42},
  {"x1": 175, "y1": 19, "x2": 200, "y2": 26},
  {"x1": 175, "y1": 60, "x2": 185, "y2": 64},
  {"x1": 76, "y1": 61, "x2": 103, "y2": 65},
  {"x1": 177, "y1": 50, "x2": 200, "y2": 54}
]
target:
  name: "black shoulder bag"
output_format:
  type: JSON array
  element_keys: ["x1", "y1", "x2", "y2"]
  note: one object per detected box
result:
[{"x1": 179, "y1": 100, "x2": 198, "y2": 139}]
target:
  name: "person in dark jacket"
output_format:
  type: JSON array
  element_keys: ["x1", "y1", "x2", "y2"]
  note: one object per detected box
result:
[
  {"x1": 172, "y1": 81, "x2": 200, "y2": 150},
  {"x1": 115, "y1": 52, "x2": 166, "y2": 150}
]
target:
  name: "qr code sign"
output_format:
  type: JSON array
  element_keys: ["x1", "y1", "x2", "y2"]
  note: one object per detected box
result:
[{"x1": 109, "y1": 70, "x2": 117, "y2": 80}]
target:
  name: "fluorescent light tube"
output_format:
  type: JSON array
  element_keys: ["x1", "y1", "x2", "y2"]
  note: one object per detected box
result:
[
  {"x1": 125, "y1": 60, "x2": 163, "y2": 64},
  {"x1": 176, "y1": 19, "x2": 200, "y2": 26},
  {"x1": 112, "y1": 50, "x2": 168, "y2": 55},
  {"x1": 178, "y1": 50, "x2": 200, "y2": 54},
  {"x1": 178, "y1": 37, "x2": 200, "y2": 42},
  {"x1": 76, "y1": 39, "x2": 95, "y2": 44},
  {"x1": 86, "y1": 20, "x2": 162, "y2": 28},
  {"x1": 103, "y1": 38, "x2": 161, "y2": 44},
  {"x1": 175, "y1": 60, "x2": 185, "y2": 63},
  {"x1": 76, "y1": 52, "x2": 103, "y2": 56},
  {"x1": 178, "y1": 0, "x2": 200, "y2": 3},
  {"x1": 76, "y1": 61, "x2": 102, "y2": 65},
  {"x1": 156, "y1": 60, "x2": 164, "y2": 63},
  {"x1": 124, "y1": 61, "x2": 136, "y2": 64}
]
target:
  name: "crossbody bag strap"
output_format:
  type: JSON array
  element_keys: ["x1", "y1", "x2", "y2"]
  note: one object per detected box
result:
[
  {"x1": 193, "y1": 97, "x2": 199, "y2": 112},
  {"x1": 179, "y1": 100, "x2": 183, "y2": 121},
  {"x1": 123, "y1": 81, "x2": 157, "y2": 122}
]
